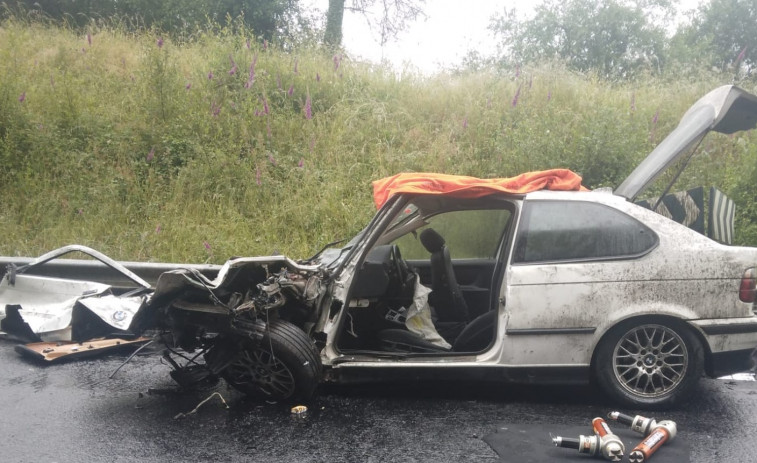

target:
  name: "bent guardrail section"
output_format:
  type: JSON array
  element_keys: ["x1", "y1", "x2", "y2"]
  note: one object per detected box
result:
[{"x1": 0, "y1": 255, "x2": 221, "y2": 287}]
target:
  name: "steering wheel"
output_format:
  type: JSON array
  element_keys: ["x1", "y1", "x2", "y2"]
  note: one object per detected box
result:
[{"x1": 390, "y1": 245, "x2": 412, "y2": 290}]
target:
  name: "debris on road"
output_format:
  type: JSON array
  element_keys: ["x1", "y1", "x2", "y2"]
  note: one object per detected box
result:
[
  {"x1": 14, "y1": 337, "x2": 151, "y2": 363},
  {"x1": 290, "y1": 404, "x2": 308, "y2": 415},
  {"x1": 173, "y1": 392, "x2": 229, "y2": 419}
]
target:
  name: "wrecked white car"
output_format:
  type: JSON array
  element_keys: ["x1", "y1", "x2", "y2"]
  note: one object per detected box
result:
[{"x1": 3, "y1": 85, "x2": 757, "y2": 409}]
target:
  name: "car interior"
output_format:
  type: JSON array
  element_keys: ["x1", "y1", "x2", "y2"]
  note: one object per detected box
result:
[{"x1": 336, "y1": 195, "x2": 515, "y2": 355}]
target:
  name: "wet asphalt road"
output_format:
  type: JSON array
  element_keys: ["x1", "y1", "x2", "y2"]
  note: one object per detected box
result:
[{"x1": 0, "y1": 342, "x2": 755, "y2": 463}]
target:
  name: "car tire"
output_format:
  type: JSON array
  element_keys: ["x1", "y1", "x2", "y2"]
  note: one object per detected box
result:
[
  {"x1": 594, "y1": 320, "x2": 703, "y2": 409},
  {"x1": 220, "y1": 319, "x2": 322, "y2": 402}
]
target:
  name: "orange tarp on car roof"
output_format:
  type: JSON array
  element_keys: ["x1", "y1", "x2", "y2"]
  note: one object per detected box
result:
[{"x1": 372, "y1": 169, "x2": 586, "y2": 208}]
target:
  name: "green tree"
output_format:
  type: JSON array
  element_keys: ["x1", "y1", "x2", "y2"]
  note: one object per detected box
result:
[
  {"x1": 489, "y1": 0, "x2": 673, "y2": 79},
  {"x1": 675, "y1": 0, "x2": 757, "y2": 73}
]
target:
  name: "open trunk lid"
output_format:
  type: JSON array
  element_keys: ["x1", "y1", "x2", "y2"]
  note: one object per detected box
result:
[{"x1": 615, "y1": 85, "x2": 757, "y2": 201}]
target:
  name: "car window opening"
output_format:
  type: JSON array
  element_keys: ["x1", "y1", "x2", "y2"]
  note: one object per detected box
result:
[{"x1": 335, "y1": 196, "x2": 515, "y2": 356}]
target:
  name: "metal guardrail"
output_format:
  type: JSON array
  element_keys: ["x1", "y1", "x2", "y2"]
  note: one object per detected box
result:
[{"x1": 0, "y1": 256, "x2": 221, "y2": 287}]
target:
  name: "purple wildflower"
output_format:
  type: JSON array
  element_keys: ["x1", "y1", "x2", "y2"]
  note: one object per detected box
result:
[
  {"x1": 185, "y1": 82, "x2": 192, "y2": 90},
  {"x1": 157, "y1": 37, "x2": 164, "y2": 49},
  {"x1": 146, "y1": 147, "x2": 155, "y2": 162},
  {"x1": 462, "y1": 118, "x2": 468, "y2": 129},
  {"x1": 262, "y1": 97, "x2": 270, "y2": 115},
  {"x1": 486, "y1": 97, "x2": 492, "y2": 108},
  {"x1": 293, "y1": 58, "x2": 298, "y2": 74},
  {"x1": 298, "y1": 158, "x2": 304, "y2": 168},
  {"x1": 18, "y1": 92, "x2": 26, "y2": 103},
  {"x1": 737, "y1": 46, "x2": 747, "y2": 64},
  {"x1": 255, "y1": 110, "x2": 261, "y2": 117},
  {"x1": 287, "y1": 84, "x2": 294, "y2": 97},
  {"x1": 244, "y1": 54, "x2": 257, "y2": 88},
  {"x1": 155, "y1": 225, "x2": 161, "y2": 234},
  {"x1": 333, "y1": 54, "x2": 341, "y2": 71},
  {"x1": 208, "y1": 71, "x2": 214, "y2": 80},
  {"x1": 203, "y1": 241, "x2": 211, "y2": 251},
  {"x1": 316, "y1": 73, "x2": 321, "y2": 82},
  {"x1": 81, "y1": 48, "x2": 87, "y2": 54},
  {"x1": 547, "y1": 90, "x2": 552, "y2": 102},
  {"x1": 246, "y1": 38, "x2": 251, "y2": 49},
  {"x1": 228, "y1": 55, "x2": 237, "y2": 75},
  {"x1": 304, "y1": 94, "x2": 312, "y2": 120},
  {"x1": 87, "y1": 33, "x2": 92, "y2": 46},
  {"x1": 630, "y1": 92, "x2": 636, "y2": 112},
  {"x1": 515, "y1": 65, "x2": 520, "y2": 78},
  {"x1": 256, "y1": 164, "x2": 262, "y2": 185},
  {"x1": 211, "y1": 102, "x2": 221, "y2": 117},
  {"x1": 268, "y1": 153, "x2": 276, "y2": 166},
  {"x1": 77, "y1": 208, "x2": 84, "y2": 215},
  {"x1": 649, "y1": 110, "x2": 659, "y2": 142},
  {"x1": 512, "y1": 85, "x2": 521, "y2": 107}
]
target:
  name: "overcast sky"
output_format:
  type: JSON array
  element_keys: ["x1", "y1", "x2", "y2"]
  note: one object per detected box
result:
[{"x1": 305, "y1": 0, "x2": 705, "y2": 74}]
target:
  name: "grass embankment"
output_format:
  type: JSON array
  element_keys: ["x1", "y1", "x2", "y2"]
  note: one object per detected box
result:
[{"x1": 1, "y1": 21, "x2": 756, "y2": 263}]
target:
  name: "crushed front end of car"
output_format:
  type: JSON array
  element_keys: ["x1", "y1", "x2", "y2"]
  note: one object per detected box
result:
[
  {"x1": 1, "y1": 248, "x2": 330, "y2": 401},
  {"x1": 130, "y1": 255, "x2": 330, "y2": 401}
]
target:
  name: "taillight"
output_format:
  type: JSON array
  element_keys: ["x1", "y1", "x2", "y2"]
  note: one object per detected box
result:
[{"x1": 739, "y1": 268, "x2": 756, "y2": 303}]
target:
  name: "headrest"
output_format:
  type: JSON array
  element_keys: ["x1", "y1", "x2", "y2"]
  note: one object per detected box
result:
[{"x1": 420, "y1": 228, "x2": 445, "y2": 253}]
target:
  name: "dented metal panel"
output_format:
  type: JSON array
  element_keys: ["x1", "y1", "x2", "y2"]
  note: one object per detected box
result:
[{"x1": 0, "y1": 274, "x2": 111, "y2": 341}]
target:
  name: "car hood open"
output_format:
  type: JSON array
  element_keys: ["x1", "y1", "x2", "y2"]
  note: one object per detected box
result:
[{"x1": 615, "y1": 85, "x2": 757, "y2": 201}]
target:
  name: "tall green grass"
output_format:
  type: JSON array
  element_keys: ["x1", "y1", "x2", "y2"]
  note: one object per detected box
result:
[{"x1": 1, "y1": 20, "x2": 756, "y2": 262}]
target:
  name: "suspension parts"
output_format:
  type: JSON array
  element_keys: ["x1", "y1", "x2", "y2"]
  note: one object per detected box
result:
[
  {"x1": 552, "y1": 411, "x2": 679, "y2": 461},
  {"x1": 552, "y1": 417, "x2": 625, "y2": 461},
  {"x1": 608, "y1": 411, "x2": 660, "y2": 436},
  {"x1": 608, "y1": 411, "x2": 677, "y2": 462}
]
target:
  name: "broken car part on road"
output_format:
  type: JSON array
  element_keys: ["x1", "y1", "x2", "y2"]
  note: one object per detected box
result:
[{"x1": 2, "y1": 86, "x2": 757, "y2": 409}]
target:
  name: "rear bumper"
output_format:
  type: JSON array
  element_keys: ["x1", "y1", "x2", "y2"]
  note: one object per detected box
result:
[{"x1": 689, "y1": 318, "x2": 757, "y2": 377}]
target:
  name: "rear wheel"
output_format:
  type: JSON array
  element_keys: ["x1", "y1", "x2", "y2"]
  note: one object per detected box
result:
[
  {"x1": 594, "y1": 320, "x2": 703, "y2": 409},
  {"x1": 220, "y1": 319, "x2": 322, "y2": 401}
]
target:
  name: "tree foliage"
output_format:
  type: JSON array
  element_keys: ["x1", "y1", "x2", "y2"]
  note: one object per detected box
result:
[
  {"x1": 8, "y1": 0, "x2": 306, "y2": 40},
  {"x1": 676, "y1": 0, "x2": 757, "y2": 72},
  {"x1": 489, "y1": 0, "x2": 673, "y2": 79}
]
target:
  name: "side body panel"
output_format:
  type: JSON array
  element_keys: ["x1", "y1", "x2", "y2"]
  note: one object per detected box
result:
[{"x1": 502, "y1": 191, "x2": 757, "y2": 368}]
